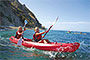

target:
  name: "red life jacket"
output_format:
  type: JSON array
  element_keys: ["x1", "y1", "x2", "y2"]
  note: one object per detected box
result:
[
  {"x1": 33, "y1": 33, "x2": 42, "y2": 40},
  {"x1": 15, "y1": 31, "x2": 22, "y2": 39}
]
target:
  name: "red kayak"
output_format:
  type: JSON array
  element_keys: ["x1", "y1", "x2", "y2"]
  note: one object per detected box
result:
[{"x1": 9, "y1": 36, "x2": 80, "y2": 52}]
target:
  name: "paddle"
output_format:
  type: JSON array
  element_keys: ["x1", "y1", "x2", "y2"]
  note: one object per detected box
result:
[
  {"x1": 24, "y1": 20, "x2": 28, "y2": 27},
  {"x1": 43, "y1": 17, "x2": 59, "y2": 38},
  {"x1": 17, "y1": 20, "x2": 28, "y2": 46}
]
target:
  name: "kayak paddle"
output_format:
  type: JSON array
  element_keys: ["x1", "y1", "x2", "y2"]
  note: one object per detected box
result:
[
  {"x1": 43, "y1": 17, "x2": 59, "y2": 38},
  {"x1": 17, "y1": 20, "x2": 28, "y2": 46},
  {"x1": 24, "y1": 20, "x2": 28, "y2": 27}
]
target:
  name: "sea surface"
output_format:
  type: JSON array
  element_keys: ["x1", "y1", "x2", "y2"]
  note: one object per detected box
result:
[{"x1": 0, "y1": 29, "x2": 90, "y2": 60}]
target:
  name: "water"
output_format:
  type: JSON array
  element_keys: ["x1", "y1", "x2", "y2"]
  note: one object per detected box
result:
[{"x1": 0, "y1": 29, "x2": 90, "y2": 60}]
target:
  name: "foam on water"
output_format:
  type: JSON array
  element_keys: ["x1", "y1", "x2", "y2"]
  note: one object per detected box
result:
[{"x1": 80, "y1": 41, "x2": 90, "y2": 53}]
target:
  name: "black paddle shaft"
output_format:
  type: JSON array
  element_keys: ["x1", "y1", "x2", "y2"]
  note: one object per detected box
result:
[{"x1": 43, "y1": 25, "x2": 53, "y2": 38}]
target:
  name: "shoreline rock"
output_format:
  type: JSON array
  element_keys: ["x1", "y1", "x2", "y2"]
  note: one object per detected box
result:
[
  {"x1": 0, "y1": 26, "x2": 45, "y2": 31},
  {"x1": 0, "y1": 0, "x2": 44, "y2": 29}
]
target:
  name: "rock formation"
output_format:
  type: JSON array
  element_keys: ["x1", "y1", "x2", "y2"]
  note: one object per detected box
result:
[{"x1": 0, "y1": 0, "x2": 42, "y2": 28}]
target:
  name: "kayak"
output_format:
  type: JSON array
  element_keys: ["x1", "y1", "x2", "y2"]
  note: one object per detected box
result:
[{"x1": 9, "y1": 36, "x2": 80, "y2": 52}]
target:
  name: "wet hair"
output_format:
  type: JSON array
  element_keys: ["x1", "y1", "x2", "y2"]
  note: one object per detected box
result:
[{"x1": 18, "y1": 26, "x2": 22, "y2": 30}]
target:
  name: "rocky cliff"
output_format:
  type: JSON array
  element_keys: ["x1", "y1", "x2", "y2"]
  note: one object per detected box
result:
[{"x1": 0, "y1": 0, "x2": 42, "y2": 28}]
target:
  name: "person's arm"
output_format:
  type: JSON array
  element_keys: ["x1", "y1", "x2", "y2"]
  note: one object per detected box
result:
[
  {"x1": 24, "y1": 26, "x2": 26, "y2": 31},
  {"x1": 35, "y1": 30, "x2": 48, "y2": 36},
  {"x1": 18, "y1": 31, "x2": 24, "y2": 35}
]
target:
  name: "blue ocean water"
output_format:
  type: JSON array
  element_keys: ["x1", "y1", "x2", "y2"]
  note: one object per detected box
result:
[{"x1": 0, "y1": 29, "x2": 90, "y2": 60}]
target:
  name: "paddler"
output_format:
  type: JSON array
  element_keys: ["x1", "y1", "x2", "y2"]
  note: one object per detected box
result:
[
  {"x1": 15, "y1": 26, "x2": 26, "y2": 39},
  {"x1": 33, "y1": 27, "x2": 50, "y2": 43}
]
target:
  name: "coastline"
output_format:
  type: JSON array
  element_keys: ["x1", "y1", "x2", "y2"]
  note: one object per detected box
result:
[
  {"x1": 0, "y1": 26, "x2": 33, "y2": 31},
  {"x1": 0, "y1": 26, "x2": 45, "y2": 31}
]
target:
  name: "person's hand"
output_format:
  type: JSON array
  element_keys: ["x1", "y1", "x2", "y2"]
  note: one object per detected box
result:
[
  {"x1": 24, "y1": 27, "x2": 26, "y2": 31},
  {"x1": 24, "y1": 26, "x2": 25, "y2": 29},
  {"x1": 46, "y1": 30, "x2": 49, "y2": 33}
]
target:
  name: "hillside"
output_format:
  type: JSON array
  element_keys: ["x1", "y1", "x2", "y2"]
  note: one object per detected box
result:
[{"x1": 0, "y1": 0, "x2": 43, "y2": 28}]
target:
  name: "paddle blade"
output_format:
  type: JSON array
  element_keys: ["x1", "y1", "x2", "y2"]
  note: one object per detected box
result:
[
  {"x1": 56, "y1": 16, "x2": 59, "y2": 22},
  {"x1": 25, "y1": 20, "x2": 28, "y2": 25},
  {"x1": 17, "y1": 38, "x2": 23, "y2": 46},
  {"x1": 52, "y1": 16, "x2": 59, "y2": 25}
]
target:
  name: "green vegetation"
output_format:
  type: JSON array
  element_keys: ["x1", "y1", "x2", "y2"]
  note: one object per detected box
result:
[
  {"x1": 17, "y1": 8, "x2": 23, "y2": 12},
  {"x1": 11, "y1": 2, "x2": 24, "y2": 13},
  {"x1": 19, "y1": 15, "x2": 25, "y2": 20},
  {"x1": 25, "y1": 7, "x2": 29, "y2": 12}
]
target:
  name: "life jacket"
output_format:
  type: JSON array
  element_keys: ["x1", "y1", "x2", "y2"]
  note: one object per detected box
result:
[
  {"x1": 33, "y1": 33, "x2": 42, "y2": 40},
  {"x1": 15, "y1": 31, "x2": 22, "y2": 39}
]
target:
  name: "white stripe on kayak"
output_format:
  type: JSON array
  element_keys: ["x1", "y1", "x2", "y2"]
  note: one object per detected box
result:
[{"x1": 25, "y1": 42, "x2": 55, "y2": 46}]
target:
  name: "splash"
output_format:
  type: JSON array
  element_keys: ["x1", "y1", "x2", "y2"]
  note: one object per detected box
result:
[
  {"x1": 80, "y1": 41, "x2": 90, "y2": 53},
  {"x1": 22, "y1": 47, "x2": 36, "y2": 51}
]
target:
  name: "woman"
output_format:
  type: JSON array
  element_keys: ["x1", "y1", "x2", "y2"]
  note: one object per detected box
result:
[
  {"x1": 33, "y1": 27, "x2": 50, "y2": 43},
  {"x1": 15, "y1": 26, "x2": 26, "y2": 39}
]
